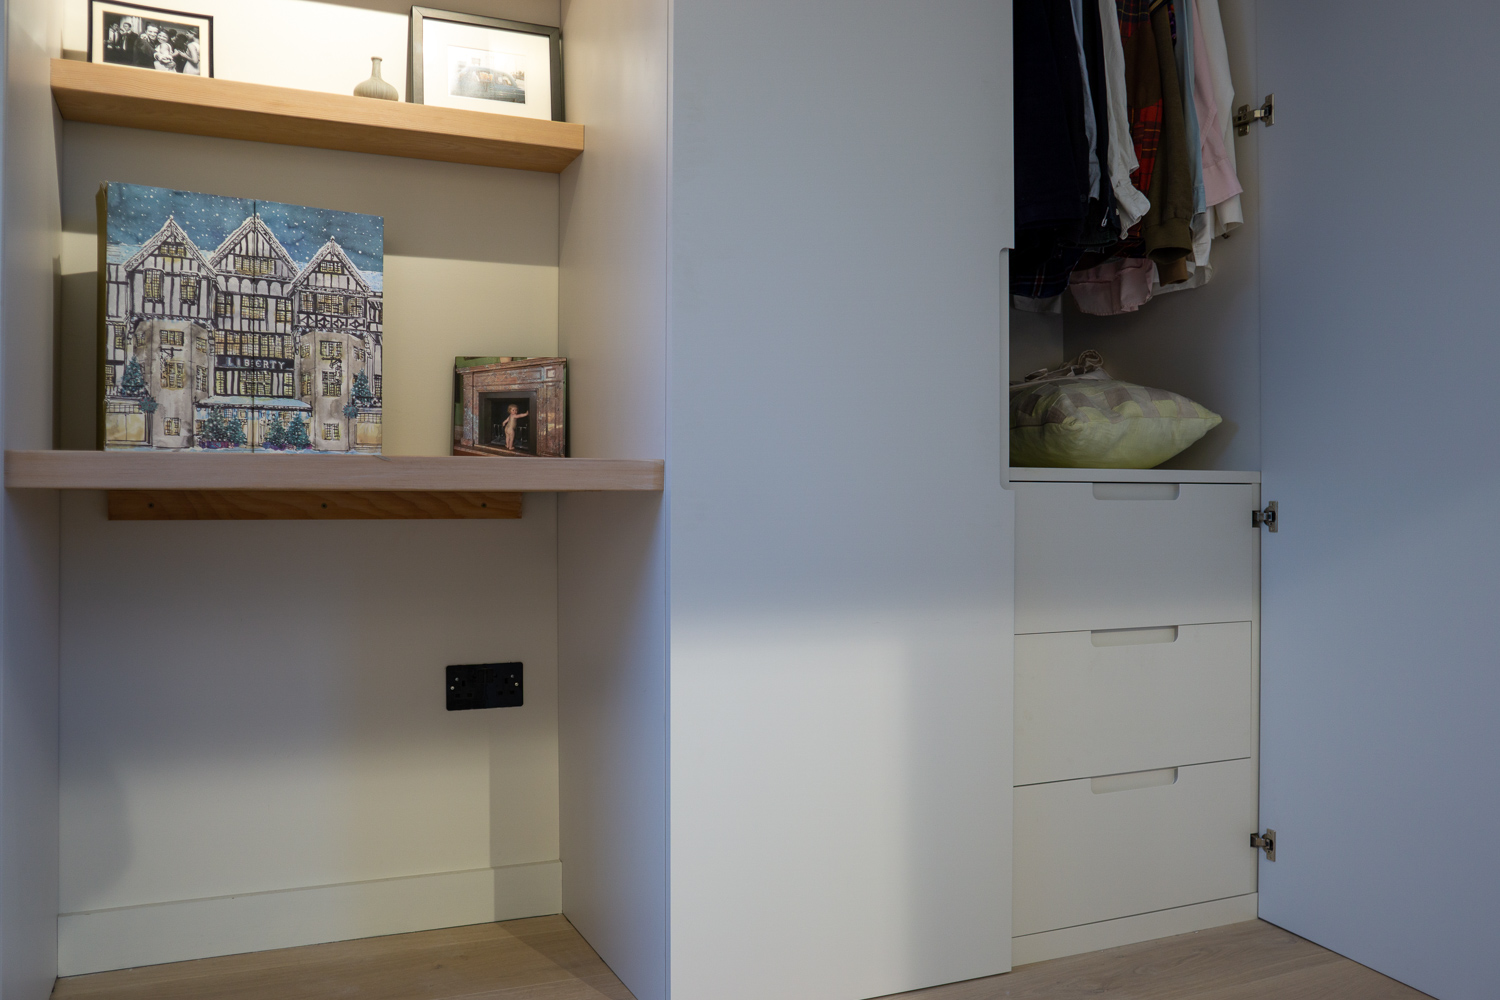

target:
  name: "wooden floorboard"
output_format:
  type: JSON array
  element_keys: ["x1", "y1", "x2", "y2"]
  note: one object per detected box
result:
[
  {"x1": 890, "y1": 920, "x2": 1432, "y2": 1000},
  {"x1": 52, "y1": 916, "x2": 1429, "y2": 1000},
  {"x1": 50, "y1": 916, "x2": 634, "y2": 1000}
]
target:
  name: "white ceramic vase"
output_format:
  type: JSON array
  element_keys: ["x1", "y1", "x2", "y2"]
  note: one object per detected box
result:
[{"x1": 354, "y1": 57, "x2": 399, "y2": 101}]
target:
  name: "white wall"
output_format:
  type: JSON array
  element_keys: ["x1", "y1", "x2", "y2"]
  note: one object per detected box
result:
[
  {"x1": 555, "y1": 0, "x2": 670, "y2": 997},
  {"x1": 0, "y1": 0, "x2": 63, "y2": 997},
  {"x1": 667, "y1": 3, "x2": 1014, "y2": 998},
  {"x1": 1010, "y1": 308, "x2": 1064, "y2": 381},
  {"x1": 59, "y1": 0, "x2": 560, "y2": 100},
  {"x1": 1064, "y1": 0, "x2": 1261, "y2": 472},
  {"x1": 56, "y1": 497, "x2": 562, "y2": 974},
  {"x1": 49, "y1": 0, "x2": 571, "y2": 975}
]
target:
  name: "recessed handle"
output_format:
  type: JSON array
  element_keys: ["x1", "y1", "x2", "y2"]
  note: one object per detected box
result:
[
  {"x1": 1091, "y1": 626, "x2": 1179, "y2": 647},
  {"x1": 1092, "y1": 483, "x2": 1180, "y2": 501},
  {"x1": 1091, "y1": 767, "x2": 1178, "y2": 794}
]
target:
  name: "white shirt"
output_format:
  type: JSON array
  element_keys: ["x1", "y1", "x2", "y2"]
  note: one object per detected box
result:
[
  {"x1": 1196, "y1": 0, "x2": 1242, "y2": 235},
  {"x1": 1070, "y1": 0, "x2": 1102, "y2": 199},
  {"x1": 1097, "y1": 0, "x2": 1150, "y2": 236}
]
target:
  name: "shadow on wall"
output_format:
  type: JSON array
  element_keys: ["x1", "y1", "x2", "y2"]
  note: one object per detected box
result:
[
  {"x1": 668, "y1": 604, "x2": 1010, "y2": 999},
  {"x1": 59, "y1": 124, "x2": 560, "y2": 266},
  {"x1": 58, "y1": 491, "x2": 561, "y2": 914}
]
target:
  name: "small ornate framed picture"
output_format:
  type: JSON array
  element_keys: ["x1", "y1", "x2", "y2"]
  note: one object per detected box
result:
[
  {"x1": 88, "y1": 1, "x2": 213, "y2": 77},
  {"x1": 409, "y1": 8, "x2": 563, "y2": 121}
]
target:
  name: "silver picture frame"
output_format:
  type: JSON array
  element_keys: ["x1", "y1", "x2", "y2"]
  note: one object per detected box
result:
[{"x1": 408, "y1": 7, "x2": 564, "y2": 121}]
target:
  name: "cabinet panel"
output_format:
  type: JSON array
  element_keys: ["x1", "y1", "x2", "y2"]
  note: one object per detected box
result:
[
  {"x1": 1015, "y1": 622, "x2": 1253, "y2": 786},
  {"x1": 1014, "y1": 758, "x2": 1257, "y2": 936},
  {"x1": 1014, "y1": 483, "x2": 1255, "y2": 634}
]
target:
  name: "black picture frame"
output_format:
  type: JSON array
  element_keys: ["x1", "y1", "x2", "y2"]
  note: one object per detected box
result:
[
  {"x1": 408, "y1": 7, "x2": 564, "y2": 122},
  {"x1": 87, "y1": 0, "x2": 214, "y2": 78}
]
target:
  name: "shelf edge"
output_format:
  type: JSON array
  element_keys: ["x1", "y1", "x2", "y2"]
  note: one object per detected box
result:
[
  {"x1": 5, "y1": 451, "x2": 664, "y2": 493},
  {"x1": 51, "y1": 59, "x2": 583, "y2": 173}
]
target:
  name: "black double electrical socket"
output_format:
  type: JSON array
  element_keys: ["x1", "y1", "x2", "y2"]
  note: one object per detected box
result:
[{"x1": 446, "y1": 662, "x2": 523, "y2": 710}]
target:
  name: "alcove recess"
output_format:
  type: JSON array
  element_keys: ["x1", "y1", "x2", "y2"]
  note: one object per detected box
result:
[{"x1": 10, "y1": 59, "x2": 662, "y2": 520}]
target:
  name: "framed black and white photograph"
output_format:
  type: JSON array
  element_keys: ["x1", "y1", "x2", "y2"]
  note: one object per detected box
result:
[
  {"x1": 409, "y1": 8, "x2": 563, "y2": 121},
  {"x1": 88, "y1": 1, "x2": 213, "y2": 76}
]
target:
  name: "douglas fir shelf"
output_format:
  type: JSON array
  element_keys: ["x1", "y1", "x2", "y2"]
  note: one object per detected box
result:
[
  {"x1": 4, "y1": 451, "x2": 663, "y2": 521},
  {"x1": 50, "y1": 59, "x2": 584, "y2": 173}
]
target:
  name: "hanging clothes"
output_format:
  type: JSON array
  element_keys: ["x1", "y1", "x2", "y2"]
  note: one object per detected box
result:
[
  {"x1": 1059, "y1": 0, "x2": 1245, "y2": 310},
  {"x1": 1196, "y1": 0, "x2": 1242, "y2": 235},
  {"x1": 1069, "y1": 0, "x2": 1102, "y2": 200},
  {"x1": 1153, "y1": 0, "x2": 1243, "y2": 296},
  {"x1": 1013, "y1": 0, "x2": 1091, "y2": 233},
  {"x1": 1098, "y1": 0, "x2": 1150, "y2": 237},
  {"x1": 1107, "y1": 0, "x2": 1191, "y2": 276},
  {"x1": 1070, "y1": 258, "x2": 1159, "y2": 315},
  {"x1": 1116, "y1": 0, "x2": 1163, "y2": 214},
  {"x1": 1173, "y1": 0, "x2": 1206, "y2": 217},
  {"x1": 1141, "y1": 0, "x2": 1194, "y2": 281},
  {"x1": 1193, "y1": 0, "x2": 1241, "y2": 210},
  {"x1": 1066, "y1": 0, "x2": 1121, "y2": 251},
  {"x1": 1011, "y1": 0, "x2": 1093, "y2": 300}
]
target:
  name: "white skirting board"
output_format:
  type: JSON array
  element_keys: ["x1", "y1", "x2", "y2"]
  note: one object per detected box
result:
[
  {"x1": 1012, "y1": 893, "x2": 1258, "y2": 966},
  {"x1": 58, "y1": 861, "x2": 562, "y2": 977}
]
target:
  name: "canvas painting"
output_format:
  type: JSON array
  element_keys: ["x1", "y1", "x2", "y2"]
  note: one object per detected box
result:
[
  {"x1": 99, "y1": 183, "x2": 384, "y2": 453},
  {"x1": 453, "y1": 356, "x2": 567, "y2": 457}
]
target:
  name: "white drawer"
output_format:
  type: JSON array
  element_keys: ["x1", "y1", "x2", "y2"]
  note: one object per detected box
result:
[
  {"x1": 1013, "y1": 758, "x2": 1257, "y2": 936},
  {"x1": 1015, "y1": 622, "x2": 1253, "y2": 786},
  {"x1": 1014, "y1": 482, "x2": 1255, "y2": 634}
]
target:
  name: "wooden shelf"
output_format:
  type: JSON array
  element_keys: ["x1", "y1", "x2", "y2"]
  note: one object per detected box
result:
[
  {"x1": 51, "y1": 59, "x2": 584, "y2": 173},
  {"x1": 5, "y1": 452, "x2": 662, "y2": 519}
]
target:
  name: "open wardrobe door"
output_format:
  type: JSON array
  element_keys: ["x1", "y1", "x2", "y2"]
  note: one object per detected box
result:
[{"x1": 1256, "y1": 4, "x2": 1500, "y2": 998}]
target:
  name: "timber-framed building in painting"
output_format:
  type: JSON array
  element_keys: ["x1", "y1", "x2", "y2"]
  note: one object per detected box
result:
[{"x1": 99, "y1": 184, "x2": 384, "y2": 453}]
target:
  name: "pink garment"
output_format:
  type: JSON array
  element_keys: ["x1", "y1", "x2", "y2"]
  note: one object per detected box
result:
[
  {"x1": 1069, "y1": 258, "x2": 1158, "y2": 316},
  {"x1": 1192, "y1": 0, "x2": 1242, "y2": 208}
]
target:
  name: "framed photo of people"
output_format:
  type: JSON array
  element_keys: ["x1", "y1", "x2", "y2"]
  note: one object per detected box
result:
[
  {"x1": 88, "y1": 1, "x2": 213, "y2": 77},
  {"x1": 408, "y1": 8, "x2": 563, "y2": 121}
]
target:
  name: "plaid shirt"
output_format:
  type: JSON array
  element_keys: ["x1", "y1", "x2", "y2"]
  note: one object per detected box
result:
[
  {"x1": 1012, "y1": 235, "x2": 1085, "y2": 300},
  {"x1": 1113, "y1": 0, "x2": 1166, "y2": 257}
]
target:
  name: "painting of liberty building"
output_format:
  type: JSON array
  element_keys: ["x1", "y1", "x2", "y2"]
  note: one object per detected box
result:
[{"x1": 98, "y1": 183, "x2": 384, "y2": 452}]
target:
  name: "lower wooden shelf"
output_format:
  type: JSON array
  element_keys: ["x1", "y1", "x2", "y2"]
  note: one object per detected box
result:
[
  {"x1": 108, "y1": 490, "x2": 524, "y2": 521},
  {"x1": 5, "y1": 451, "x2": 664, "y2": 520}
]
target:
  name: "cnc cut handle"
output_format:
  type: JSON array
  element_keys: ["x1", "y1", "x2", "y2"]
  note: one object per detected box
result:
[{"x1": 1092, "y1": 483, "x2": 1180, "y2": 501}]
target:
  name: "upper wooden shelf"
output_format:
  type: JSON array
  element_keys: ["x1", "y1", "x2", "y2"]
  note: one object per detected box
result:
[
  {"x1": 5, "y1": 451, "x2": 662, "y2": 493},
  {"x1": 51, "y1": 59, "x2": 584, "y2": 173}
]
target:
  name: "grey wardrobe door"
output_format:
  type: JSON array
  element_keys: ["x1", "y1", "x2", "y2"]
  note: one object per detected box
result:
[{"x1": 1257, "y1": 5, "x2": 1500, "y2": 999}]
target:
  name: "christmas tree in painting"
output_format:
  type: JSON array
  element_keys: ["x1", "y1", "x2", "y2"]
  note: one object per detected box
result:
[{"x1": 99, "y1": 183, "x2": 385, "y2": 453}]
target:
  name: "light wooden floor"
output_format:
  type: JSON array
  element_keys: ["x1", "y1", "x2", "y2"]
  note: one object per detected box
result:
[
  {"x1": 52, "y1": 916, "x2": 1430, "y2": 1000},
  {"x1": 904, "y1": 919, "x2": 1432, "y2": 1000}
]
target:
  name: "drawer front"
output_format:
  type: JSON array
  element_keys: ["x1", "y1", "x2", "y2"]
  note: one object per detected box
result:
[
  {"x1": 1014, "y1": 482, "x2": 1255, "y2": 634},
  {"x1": 1013, "y1": 758, "x2": 1257, "y2": 936},
  {"x1": 1015, "y1": 622, "x2": 1253, "y2": 786}
]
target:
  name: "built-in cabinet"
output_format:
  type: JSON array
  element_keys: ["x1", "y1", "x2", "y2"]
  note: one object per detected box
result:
[
  {"x1": 14, "y1": 4, "x2": 1493, "y2": 1000},
  {"x1": 1010, "y1": 472, "x2": 1262, "y2": 964}
]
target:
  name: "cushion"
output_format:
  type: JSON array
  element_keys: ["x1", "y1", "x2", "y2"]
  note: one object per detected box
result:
[{"x1": 1010, "y1": 355, "x2": 1221, "y2": 469}]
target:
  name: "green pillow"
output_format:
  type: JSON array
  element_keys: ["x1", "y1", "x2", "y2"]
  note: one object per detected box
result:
[{"x1": 1010, "y1": 360, "x2": 1221, "y2": 469}]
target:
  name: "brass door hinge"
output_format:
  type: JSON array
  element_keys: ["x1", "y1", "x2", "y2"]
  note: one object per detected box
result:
[
  {"x1": 1251, "y1": 828, "x2": 1277, "y2": 861},
  {"x1": 1235, "y1": 94, "x2": 1275, "y2": 136}
]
